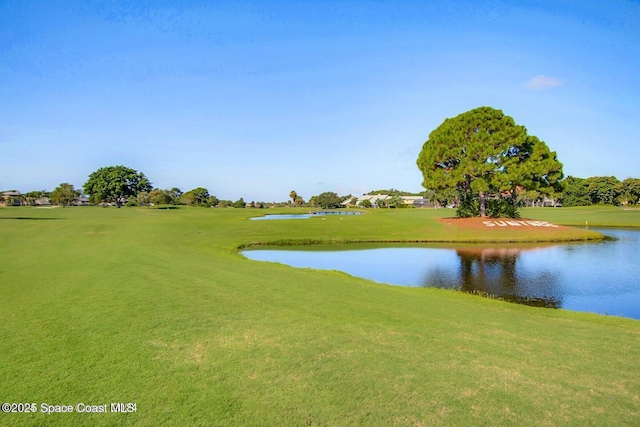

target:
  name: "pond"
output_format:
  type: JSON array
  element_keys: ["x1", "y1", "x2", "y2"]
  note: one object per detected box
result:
[
  {"x1": 250, "y1": 214, "x2": 313, "y2": 220},
  {"x1": 250, "y1": 211, "x2": 364, "y2": 220},
  {"x1": 242, "y1": 228, "x2": 640, "y2": 319}
]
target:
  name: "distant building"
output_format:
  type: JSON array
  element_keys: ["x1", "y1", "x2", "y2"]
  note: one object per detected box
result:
[
  {"x1": 406, "y1": 197, "x2": 436, "y2": 208},
  {"x1": 75, "y1": 195, "x2": 89, "y2": 206},
  {"x1": 0, "y1": 191, "x2": 88, "y2": 207},
  {"x1": 342, "y1": 194, "x2": 435, "y2": 208},
  {"x1": 0, "y1": 190, "x2": 22, "y2": 206},
  {"x1": 34, "y1": 196, "x2": 52, "y2": 206}
]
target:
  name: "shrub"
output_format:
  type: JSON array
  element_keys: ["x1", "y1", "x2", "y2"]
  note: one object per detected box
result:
[
  {"x1": 486, "y1": 199, "x2": 520, "y2": 218},
  {"x1": 456, "y1": 193, "x2": 479, "y2": 217}
]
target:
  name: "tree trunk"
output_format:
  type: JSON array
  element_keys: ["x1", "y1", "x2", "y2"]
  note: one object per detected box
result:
[{"x1": 479, "y1": 191, "x2": 486, "y2": 217}]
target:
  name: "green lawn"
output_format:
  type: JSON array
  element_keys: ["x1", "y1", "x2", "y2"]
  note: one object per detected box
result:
[
  {"x1": 0, "y1": 206, "x2": 638, "y2": 426},
  {"x1": 521, "y1": 205, "x2": 640, "y2": 228}
]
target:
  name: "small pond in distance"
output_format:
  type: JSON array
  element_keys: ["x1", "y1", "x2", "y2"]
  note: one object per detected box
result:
[
  {"x1": 250, "y1": 214, "x2": 312, "y2": 220},
  {"x1": 250, "y1": 211, "x2": 364, "y2": 220},
  {"x1": 242, "y1": 228, "x2": 640, "y2": 319}
]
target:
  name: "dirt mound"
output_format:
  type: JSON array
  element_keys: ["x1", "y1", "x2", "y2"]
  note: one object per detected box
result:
[{"x1": 436, "y1": 217, "x2": 568, "y2": 231}]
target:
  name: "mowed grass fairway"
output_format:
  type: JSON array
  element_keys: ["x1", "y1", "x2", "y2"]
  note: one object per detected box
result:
[{"x1": 1, "y1": 206, "x2": 639, "y2": 426}]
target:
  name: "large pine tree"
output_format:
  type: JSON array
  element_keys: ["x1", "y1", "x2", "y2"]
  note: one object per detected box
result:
[{"x1": 417, "y1": 107, "x2": 563, "y2": 217}]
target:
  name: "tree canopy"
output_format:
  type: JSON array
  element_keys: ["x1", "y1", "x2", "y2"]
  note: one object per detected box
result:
[
  {"x1": 561, "y1": 176, "x2": 633, "y2": 207},
  {"x1": 51, "y1": 183, "x2": 80, "y2": 207},
  {"x1": 366, "y1": 189, "x2": 420, "y2": 196},
  {"x1": 313, "y1": 192, "x2": 344, "y2": 209},
  {"x1": 148, "y1": 188, "x2": 172, "y2": 205},
  {"x1": 179, "y1": 187, "x2": 210, "y2": 206},
  {"x1": 83, "y1": 166, "x2": 152, "y2": 206},
  {"x1": 417, "y1": 106, "x2": 563, "y2": 217},
  {"x1": 288, "y1": 190, "x2": 304, "y2": 206},
  {"x1": 623, "y1": 178, "x2": 640, "y2": 205}
]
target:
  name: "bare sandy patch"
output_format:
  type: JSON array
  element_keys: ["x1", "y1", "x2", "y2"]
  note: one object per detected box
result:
[{"x1": 436, "y1": 217, "x2": 572, "y2": 233}]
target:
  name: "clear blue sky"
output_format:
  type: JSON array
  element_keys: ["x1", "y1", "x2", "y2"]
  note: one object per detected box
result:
[{"x1": 2, "y1": 0, "x2": 639, "y2": 202}]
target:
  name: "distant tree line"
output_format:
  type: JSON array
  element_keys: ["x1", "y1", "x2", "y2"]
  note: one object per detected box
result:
[
  {"x1": 8, "y1": 164, "x2": 636, "y2": 211},
  {"x1": 366, "y1": 189, "x2": 422, "y2": 197},
  {"x1": 1, "y1": 190, "x2": 51, "y2": 206},
  {"x1": 79, "y1": 166, "x2": 358, "y2": 209},
  {"x1": 560, "y1": 176, "x2": 640, "y2": 207},
  {"x1": 306, "y1": 192, "x2": 350, "y2": 209},
  {"x1": 1, "y1": 184, "x2": 85, "y2": 207},
  {"x1": 418, "y1": 175, "x2": 640, "y2": 210}
]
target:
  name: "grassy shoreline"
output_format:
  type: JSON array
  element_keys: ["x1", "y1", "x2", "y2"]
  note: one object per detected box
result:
[
  {"x1": 1, "y1": 206, "x2": 638, "y2": 426},
  {"x1": 237, "y1": 207, "x2": 606, "y2": 248}
]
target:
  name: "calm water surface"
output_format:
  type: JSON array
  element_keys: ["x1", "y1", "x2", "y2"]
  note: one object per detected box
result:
[
  {"x1": 242, "y1": 228, "x2": 640, "y2": 319},
  {"x1": 250, "y1": 211, "x2": 364, "y2": 220},
  {"x1": 250, "y1": 214, "x2": 312, "y2": 220}
]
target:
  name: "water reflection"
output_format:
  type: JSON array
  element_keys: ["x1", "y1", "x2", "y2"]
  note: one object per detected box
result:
[
  {"x1": 241, "y1": 229, "x2": 640, "y2": 319},
  {"x1": 422, "y1": 247, "x2": 562, "y2": 308}
]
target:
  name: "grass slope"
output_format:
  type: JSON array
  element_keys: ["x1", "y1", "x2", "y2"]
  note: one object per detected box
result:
[
  {"x1": 0, "y1": 206, "x2": 638, "y2": 426},
  {"x1": 239, "y1": 207, "x2": 603, "y2": 247},
  {"x1": 521, "y1": 205, "x2": 640, "y2": 228}
]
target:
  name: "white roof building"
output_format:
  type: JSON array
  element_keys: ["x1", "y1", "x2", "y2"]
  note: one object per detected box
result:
[{"x1": 342, "y1": 194, "x2": 431, "y2": 207}]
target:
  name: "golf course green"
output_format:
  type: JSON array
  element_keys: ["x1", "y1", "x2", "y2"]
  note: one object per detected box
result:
[{"x1": 1, "y1": 206, "x2": 638, "y2": 426}]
